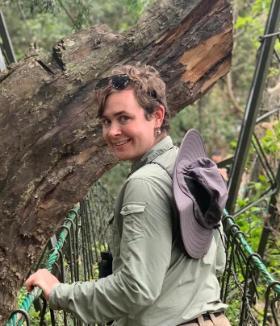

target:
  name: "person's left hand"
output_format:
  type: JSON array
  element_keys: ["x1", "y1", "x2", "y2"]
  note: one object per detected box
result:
[{"x1": 25, "y1": 269, "x2": 60, "y2": 301}]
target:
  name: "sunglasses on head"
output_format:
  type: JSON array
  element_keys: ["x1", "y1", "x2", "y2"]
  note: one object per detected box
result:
[
  {"x1": 95, "y1": 74, "x2": 130, "y2": 90},
  {"x1": 95, "y1": 74, "x2": 159, "y2": 101}
]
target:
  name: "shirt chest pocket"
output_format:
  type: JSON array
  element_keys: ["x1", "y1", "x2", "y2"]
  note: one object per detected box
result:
[{"x1": 120, "y1": 203, "x2": 146, "y2": 243}]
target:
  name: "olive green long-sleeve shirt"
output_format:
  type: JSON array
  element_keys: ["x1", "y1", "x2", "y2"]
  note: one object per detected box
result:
[{"x1": 49, "y1": 136, "x2": 227, "y2": 326}]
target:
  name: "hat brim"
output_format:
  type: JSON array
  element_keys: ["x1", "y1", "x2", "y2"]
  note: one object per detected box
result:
[
  {"x1": 176, "y1": 129, "x2": 207, "y2": 166},
  {"x1": 173, "y1": 129, "x2": 213, "y2": 259},
  {"x1": 173, "y1": 172, "x2": 213, "y2": 259}
]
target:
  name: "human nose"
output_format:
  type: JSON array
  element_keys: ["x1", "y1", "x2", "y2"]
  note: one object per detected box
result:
[{"x1": 104, "y1": 121, "x2": 122, "y2": 138}]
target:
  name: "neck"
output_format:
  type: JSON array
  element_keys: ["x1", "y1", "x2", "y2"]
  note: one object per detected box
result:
[{"x1": 155, "y1": 132, "x2": 167, "y2": 144}]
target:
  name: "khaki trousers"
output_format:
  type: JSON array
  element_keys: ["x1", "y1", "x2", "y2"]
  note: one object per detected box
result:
[{"x1": 180, "y1": 313, "x2": 231, "y2": 326}]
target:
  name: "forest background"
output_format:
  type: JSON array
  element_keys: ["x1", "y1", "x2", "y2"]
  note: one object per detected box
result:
[{"x1": 1, "y1": 0, "x2": 279, "y2": 280}]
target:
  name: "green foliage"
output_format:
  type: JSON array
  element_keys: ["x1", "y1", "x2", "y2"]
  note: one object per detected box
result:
[
  {"x1": 24, "y1": 12, "x2": 72, "y2": 50},
  {"x1": 235, "y1": 15, "x2": 255, "y2": 30},
  {"x1": 235, "y1": 122, "x2": 280, "y2": 279},
  {"x1": 2, "y1": 0, "x2": 153, "y2": 59},
  {"x1": 170, "y1": 83, "x2": 239, "y2": 156},
  {"x1": 2, "y1": 2, "x2": 73, "y2": 58},
  {"x1": 251, "y1": 0, "x2": 271, "y2": 15},
  {"x1": 17, "y1": 287, "x2": 28, "y2": 306},
  {"x1": 261, "y1": 121, "x2": 280, "y2": 155},
  {"x1": 16, "y1": 288, "x2": 41, "y2": 324},
  {"x1": 232, "y1": 0, "x2": 270, "y2": 103},
  {"x1": 236, "y1": 202, "x2": 263, "y2": 251},
  {"x1": 268, "y1": 66, "x2": 280, "y2": 78},
  {"x1": 100, "y1": 161, "x2": 130, "y2": 198},
  {"x1": 225, "y1": 290, "x2": 244, "y2": 325},
  {"x1": 267, "y1": 239, "x2": 280, "y2": 279}
]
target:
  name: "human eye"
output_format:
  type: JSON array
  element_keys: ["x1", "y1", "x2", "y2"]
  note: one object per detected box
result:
[
  {"x1": 118, "y1": 115, "x2": 130, "y2": 124},
  {"x1": 101, "y1": 118, "x2": 111, "y2": 128}
]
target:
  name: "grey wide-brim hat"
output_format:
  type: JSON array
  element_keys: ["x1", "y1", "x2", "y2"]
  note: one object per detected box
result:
[{"x1": 173, "y1": 129, "x2": 228, "y2": 259}]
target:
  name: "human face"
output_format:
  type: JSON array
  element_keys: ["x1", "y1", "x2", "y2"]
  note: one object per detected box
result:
[{"x1": 101, "y1": 89, "x2": 163, "y2": 161}]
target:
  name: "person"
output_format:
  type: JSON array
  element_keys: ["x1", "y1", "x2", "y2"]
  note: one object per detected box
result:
[
  {"x1": 210, "y1": 150, "x2": 229, "y2": 181},
  {"x1": 25, "y1": 64, "x2": 231, "y2": 326}
]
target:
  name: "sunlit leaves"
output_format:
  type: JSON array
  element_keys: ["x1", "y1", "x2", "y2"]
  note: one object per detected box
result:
[{"x1": 261, "y1": 121, "x2": 280, "y2": 155}]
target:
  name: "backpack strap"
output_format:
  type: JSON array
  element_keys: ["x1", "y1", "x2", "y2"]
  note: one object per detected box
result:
[
  {"x1": 149, "y1": 161, "x2": 173, "y2": 179},
  {"x1": 149, "y1": 161, "x2": 187, "y2": 254}
]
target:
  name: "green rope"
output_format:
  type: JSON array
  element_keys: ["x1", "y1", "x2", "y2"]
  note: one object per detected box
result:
[
  {"x1": 6, "y1": 206, "x2": 280, "y2": 325},
  {"x1": 223, "y1": 212, "x2": 280, "y2": 295},
  {"x1": 6, "y1": 206, "x2": 80, "y2": 326}
]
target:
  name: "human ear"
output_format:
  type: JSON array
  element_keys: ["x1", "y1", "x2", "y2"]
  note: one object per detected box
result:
[{"x1": 154, "y1": 105, "x2": 165, "y2": 128}]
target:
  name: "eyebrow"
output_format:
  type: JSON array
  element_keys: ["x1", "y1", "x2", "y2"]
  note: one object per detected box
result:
[{"x1": 102, "y1": 110, "x2": 129, "y2": 119}]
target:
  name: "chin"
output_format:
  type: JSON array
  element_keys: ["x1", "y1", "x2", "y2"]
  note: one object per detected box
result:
[
  {"x1": 115, "y1": 152, "x2": 139, "y2": 161},
  {"x1": 114, "y1": 152, "x2": 131, "y2": 161}
]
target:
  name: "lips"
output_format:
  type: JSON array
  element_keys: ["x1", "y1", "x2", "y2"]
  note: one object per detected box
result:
[{"x1": 111, "y1": 139, "x2": 131, "y2": 147}]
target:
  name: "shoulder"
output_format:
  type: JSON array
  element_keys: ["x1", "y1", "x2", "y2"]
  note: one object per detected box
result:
[
  {"x1": 131, "y1": 145, "x2": 178, "y2": 181},
  {"x1": 155, "y1": 145, "x2": 178, "y2": 175},
  {"x1": 125, "y1": 167, "x2": 169, "y2": 201},
  {"x1": 125, "y1": 146, "x2": 178, "y2": 198},
  {"x1": 122, "y1": 171, "x2": 172, "y2": 213},
  {"x1": 129, "y1": 163, "x2": 169, "y2": 182}
]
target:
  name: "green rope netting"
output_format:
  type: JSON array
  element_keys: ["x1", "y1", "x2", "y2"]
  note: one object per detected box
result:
[
  {"x1": 223, "y1": 212, "x2": 280, "y2": 295},
  {"x1": 6, "y1": 206, "x2": 79, "y2": 326},
  {"x1": 6, "y1": 207, "x2": 280, "y2": 325}
]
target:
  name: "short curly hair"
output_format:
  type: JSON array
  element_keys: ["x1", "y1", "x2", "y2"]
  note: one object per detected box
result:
[{"x1": 96, "y1": 64, "x2": 169, "y2": 132}]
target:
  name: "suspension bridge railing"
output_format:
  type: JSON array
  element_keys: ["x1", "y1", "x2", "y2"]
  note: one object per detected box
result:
[
  {"x1": 6, "y1": 181, "x2": 114, "y2": 326},
  {"x1": 6, "y1": 180, "x2": 280, "y2": 326},
  {"x1": 222, "y1": 213, "x2": 280, "y2": 326},
  {"x1": 219, "y1": 0, "x2": 280, "y2": 323}
]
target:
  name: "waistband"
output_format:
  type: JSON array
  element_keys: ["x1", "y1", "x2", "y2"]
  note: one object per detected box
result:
[{"x1": 178, "y1": 311, "x2": 224, "y2": 325}]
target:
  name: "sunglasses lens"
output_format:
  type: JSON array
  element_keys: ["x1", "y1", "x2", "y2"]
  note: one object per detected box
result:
[
  {"x1": 111, "y1": 75, "x2": 130, "y2": 90},
  {"x1": 95, "y1": 74, "x2": 130, "y2": 90}
]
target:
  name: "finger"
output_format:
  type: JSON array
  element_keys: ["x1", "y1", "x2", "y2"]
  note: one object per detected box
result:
[
  {"x1": 24, "y1": 270, "x2": 41, "y2": 291},
  {"x1": 25, "y1": 275, "x2": 35, "y2": 292}
]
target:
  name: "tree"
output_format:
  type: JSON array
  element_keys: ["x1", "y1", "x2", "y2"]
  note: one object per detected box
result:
[{"x1": 0, "y1": 0, "x2": 233, "y2": 323}]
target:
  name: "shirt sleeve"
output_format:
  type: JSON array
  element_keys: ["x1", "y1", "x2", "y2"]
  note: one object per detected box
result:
[{"x1": 49, "y1": 177, "x2": 173, "y2": 324}]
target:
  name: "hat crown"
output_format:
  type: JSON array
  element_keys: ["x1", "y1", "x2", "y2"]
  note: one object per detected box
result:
[
  {"x1": 173, "y1": 129, "x2": 228, "y2": 259},
  {"x1": 183, "y1": 157, "x2": 227, "y2": 229}
]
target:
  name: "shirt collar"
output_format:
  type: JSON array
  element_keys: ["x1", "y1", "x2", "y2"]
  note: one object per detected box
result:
[{"x1": 130, "y1": 136, "x2": 174, "y2": 174}]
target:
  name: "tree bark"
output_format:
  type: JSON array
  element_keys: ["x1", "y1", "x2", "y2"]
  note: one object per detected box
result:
[{"x1": 0, "y1": 0, "x2": 233, "y2": 322}]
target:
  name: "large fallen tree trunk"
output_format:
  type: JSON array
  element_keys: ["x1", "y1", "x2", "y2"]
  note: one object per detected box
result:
[{"x1": 0, "y1": 0, "x2": 232, "y2": 322}]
